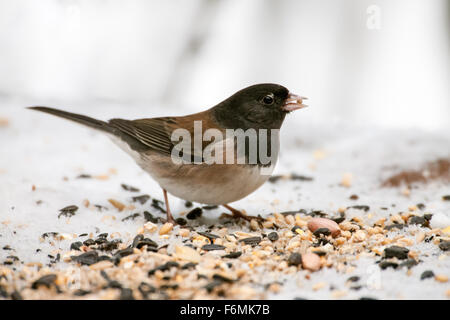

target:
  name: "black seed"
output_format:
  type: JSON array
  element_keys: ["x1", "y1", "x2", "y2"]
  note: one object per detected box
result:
[
  {"x1": 98, "y1": 255, "x2": 111, "y2": 262},
  {"x1": 98, "y1": 240, "x2": 121, "y2": 251},
  {"x1": 399, "y1": 259, "x2": 419, "y2": 269},
  {"x1": 132, "y1": 194, "x2": 150, "y2": 204},
  {"x1": 185, "y1": 201, "x2": 193, "y2": 208},
  {"x1": 202, "y1": 205, "x2": 218, "y2": 210},
  {"x1": 143, "y1": 211, "x2": 158, "y2": 223},
  {"x1": 83, "y1": 239, "x2": 95, "y2": 246},
  {"x1": 442, "y1": 195, "x2": 450, "y2": 201},
  {"x1": 280, "y1": 210, "x2": 302, "y2": 216},
  {"x1": 347, "y1": 205, "x2": 370, "y2": 212},
  {"x1": 58, "y1": 205, "x2": 78, "y2": 218},
  {"x1": 268, "y1": 175, "x2": 283, "y2": 183},
  {"x1": 416, "y1": 203, "x2": 426, "y2": 210},
  {"x1": 290, "y1": 174, "x2": 314, "y2": 181},
  {"x1": 438, "y1": 241, "x2": 450, "y2": 251},
  {"x1": 420, "y1": 270, "x2": 434, "y2": 280},
  {"x1": 76, "y1": 174, "x2": 91, "y2": 179},
  {"x1": 73, "y1": 289, "x2": 91, "y2": 296},
  {"x1": 94, "y1": 205, "x2": 108, "y2": 211},
  {"x1": 347, "y1": 276, "x2": 360, "y2": 283},
  {"x1": 119, "y1": 288, "x2": 134, "y2": 300},
  {"x1": 313, "y1": 251, "x2": 327, "y2": 257},
  {"x1": 379, "y1": 261, "x2": 398, "y2": 270},
  {"x1": 10, "y1": 290, "x2": 23, "y2": 300},
  {"x1": 385, "y1": 224, "x2": 404, "y2": 231},
  {"x1": 148, "y1": 261, "x2": 180, "y2": 276},
  {"x1": 331, "y1": 216, "x2": 345, "y2": 224},
  {"x1": 313, "y1": 228, "x2": 331, "y2": 237},
  {"x1": 95, "y1": 237, "x2": 107, "y2": 245},
  {"x1": 384, "y1": 246, "x2": 409, "y2": 260},
  {"x1": 151, "y1": 199, "x2": 166, "y2": 213},
  {"x1": 138, "y1": 282, "x2": 156, "y2": 299},
  {"x1": 222, "y1": 252, "x2": 242, "y2": 259},
  {"x1": 31, "y1": 274, "x2": 56, "y2": 289},
  {"x1": 175, "y1": 217, "x2": 187, "y2": 225},
  {"x1": 160, "y1": 284, "x2": 179, "y2": 290},
  {"x1": 114, "y1": 247, "x2": 134, "y2": 260},
  {"x1": 212, "y1": 274, "x2": 234, "y2": 283},
  {"x1": 197, "y1": 232, "x2": 220, "y2": 240},
  {"x1": 104, "y1": 280, "x2": 122, "y2": 289},
  {"x1": 204, "y1": 280, "x2": 222, "y2": 293},
  {"x1": 41, "y1": 232, "x2": 58, "y2": 239},
  {"x1": 121, "y1": 183, "x2": 140, "y2": 192},
  {"x1": 136, "y1": 239, "x2": 158, "y2": 250},
  {"x1": 181, "y1": 262, "x2": 197, "y2": 269},
  {"x1": 187, "y1": 208, "x2": 203, "y2": 220},
  {"x1": 239, "y1": 237, "x2": 261, "y2": 246},
  {"x1": 121, "y1": 213, "x2": 140, "y2": 221},
  {"x1": 408, "y1": 216, "x2": 428, "y2": 227},
  {"x1": 288, "y1": 253, "x2": 302, "y2": 266},
  {"x1": 268, "y1": 232, "x2": 279, "y2": 241},
  {"x1": 201, "y1": 244, "x2": 226, "y2": 251},
  {"x1": 0, "y1": 286, "x2": 7, "y2": 298},
  {"x1": 71, "y1": 251, "x2": 99, "y2": 265},
  {"x1": 308, "y1": 210, "x2": 327, "y2": 217},
  {"x1": 98, "y1": 233, "x2": 108, "y2": 238},
  {"x1": 132, "y1": 234, "x2": 144, "y2": 248}
]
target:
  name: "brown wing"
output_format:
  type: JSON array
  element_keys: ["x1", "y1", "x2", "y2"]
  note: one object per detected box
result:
[{"x1": 108, "y1": 109, "x2": 223, "y2": 157}]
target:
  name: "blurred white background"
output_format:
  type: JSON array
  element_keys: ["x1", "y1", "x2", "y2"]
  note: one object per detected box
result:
[{"x1": 0, "y1": 0, "x2": 448, "y2": 130}]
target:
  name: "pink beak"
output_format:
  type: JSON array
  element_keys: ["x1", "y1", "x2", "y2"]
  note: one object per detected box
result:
[{"x1": 282, "y1": 93, "x2": 308, "y2": 112}]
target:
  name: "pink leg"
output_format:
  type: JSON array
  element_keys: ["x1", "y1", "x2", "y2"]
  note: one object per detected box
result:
[{"x1": 162, "y1": 189, "x2": 176, "y2": 224}]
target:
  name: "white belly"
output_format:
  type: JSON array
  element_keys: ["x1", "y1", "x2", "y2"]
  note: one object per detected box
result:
[
  {"x1": 110, "y1": 135, "x2": 277, "y2": 205},
  {"x1": 155, "y1": 162, "x2": 275, "y2": 205}
]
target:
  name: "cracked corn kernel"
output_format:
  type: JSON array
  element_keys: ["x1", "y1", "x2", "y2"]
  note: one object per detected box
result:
[
  {"x1": 435, "y1": 275, "x2": 448, "y2": 283},
  {"x1": 341, "y1": 173, "x2": 352, "y2": 187},
  {"x1": 144, "y1": 222, "x2": 157, "y2": 232},
  {"x1": 312, "y1": 282, "x2": 326, "y2": 291},
  {"x1": 159, "y1": 223, "x2": 173, "y2": 235},
  {"x1": 178, "y1": 228, "x2": 190, "y2": 237},
  {"x1": 108, "y1": 199, "x2": 126, "y2": 211},
  {"x1": 250, "y1": 219, "x2": 259, "y2": 231},
  {"x1": 442, "y1": 226, "x2": 450, "y2": 235},
  {"x1": 285, "y1": 215, "x2": 295, "y2": 225},
  {"x1": 174, "y1": 245, "x2": 200, "y2": 263},
  {"x1": 331, "y1": 290, "x2": 347, "y2": 299},
  {"x1": 262, "y1": 220, "x2": 274, "y2": 228}
]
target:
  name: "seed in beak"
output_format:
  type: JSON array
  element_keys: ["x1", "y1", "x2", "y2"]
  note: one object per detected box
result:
[{"x1": 282, "y1": 93, "x2": 308, "y2": 112}]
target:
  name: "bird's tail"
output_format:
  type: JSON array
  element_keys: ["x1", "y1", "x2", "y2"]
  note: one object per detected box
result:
[{"x1": 28, "y1": 106, "x2": 115, "y2": 134}]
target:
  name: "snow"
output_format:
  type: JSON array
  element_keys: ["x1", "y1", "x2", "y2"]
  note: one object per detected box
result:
[{"x1": 0, "y1": 98, "x2": 449, "y2": 299}]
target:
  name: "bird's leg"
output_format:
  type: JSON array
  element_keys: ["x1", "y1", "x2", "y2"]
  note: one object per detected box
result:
[
  {"x1": 162, "y1": 188, "x2": 176, "y2": 225},
  {"x1": 222, "y1": 204, "x2": 264, "y2": 222}
]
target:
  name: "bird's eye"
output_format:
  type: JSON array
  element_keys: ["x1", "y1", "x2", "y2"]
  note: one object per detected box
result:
[{"x1": 262, "y1": 94, "x2": 274, "y2": 105}]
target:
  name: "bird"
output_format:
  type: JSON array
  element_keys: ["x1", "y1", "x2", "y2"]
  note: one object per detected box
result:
[{"x1": 28, "y1": 83, "x2": 307, "y2": 224}]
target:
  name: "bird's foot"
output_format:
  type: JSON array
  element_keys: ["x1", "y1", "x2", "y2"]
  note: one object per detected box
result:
[{"x1": 221, "y1": 204, "x2": 265, "y2": 222}]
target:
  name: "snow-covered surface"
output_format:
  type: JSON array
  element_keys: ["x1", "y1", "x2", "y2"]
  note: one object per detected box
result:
[{"x1": 0, "y1": 98, "x2": 449, "y2": 299}]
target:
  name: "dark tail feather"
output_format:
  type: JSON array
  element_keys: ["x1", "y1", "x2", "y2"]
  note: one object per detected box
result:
[{"x1": 28, "y1": 106, "x2": 115, "y2": 134}]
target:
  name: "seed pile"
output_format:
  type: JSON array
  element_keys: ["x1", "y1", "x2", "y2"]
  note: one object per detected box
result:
[{"x1": 1, "y1": 198, "x2": 449, "y2": 300}]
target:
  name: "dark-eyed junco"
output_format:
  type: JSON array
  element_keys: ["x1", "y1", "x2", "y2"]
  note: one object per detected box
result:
[{"x1": 29, "y1": 83, "x2": 307, "y2": 224}]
